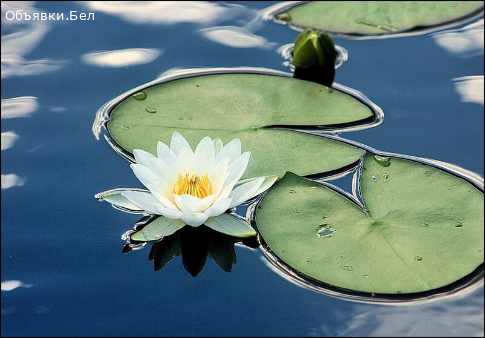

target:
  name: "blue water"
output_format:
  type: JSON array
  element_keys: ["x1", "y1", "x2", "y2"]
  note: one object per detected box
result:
[{"x1": 2, "y1": 1, "x2": 483, "y2": 336}]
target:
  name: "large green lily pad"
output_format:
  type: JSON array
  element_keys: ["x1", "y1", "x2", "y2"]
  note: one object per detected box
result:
[
  {"x1": 256, "y1": 154, "x2": 484, "y2": 294},
  {"x1": 275, "y1": 1, "x2": 484, "y2": 37},
  {"x1": 107, "y1": 73, "x2": 375, "y2": 178}
]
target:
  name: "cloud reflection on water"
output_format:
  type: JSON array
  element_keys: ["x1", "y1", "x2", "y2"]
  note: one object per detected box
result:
[
  {"x1": 2, "y1": 57, "x2": 68, "y2": 79},
  {"x1": 199, "y1": 26, "x2": 277, "y2": 49},
  {"x1": 1, "y1": 174, "x2": 26, "y2": 189},
  {"x1": 453, "y1": 75, "x2": 484, "y2": 106},
  {"x1": 81, "y1": 48, "x2": 162, "y2": 68},
  {"x1": 1, "y1": 96, "x2": 38, "y2": 119},
  {"x1": 1, "y1": 131, "x2": 19, "y2": 151},
  {"x1": 1, "y1": 2, "x2": 67, "y2": 78},
  {"x1": 433, "y1": 19, "x2": 484, "y2": 57},
  {"x1": 318, "y1": 286, "x2": 484, "y2": 337},
  {"x1": 82, "y1": 1, "x2": 230, "y2": 25},
  {"x1": 1, "y1": 20, "x2": 50, "y2": 57},
  {"x1": 1, "y1": 280, "x2": 33, "y2": 291}
]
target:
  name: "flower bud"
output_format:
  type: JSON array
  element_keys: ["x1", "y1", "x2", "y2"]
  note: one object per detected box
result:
[
  {"x1": 293, "y1": 28, "x2": 337, "y2": 69},
  {"x1": 292, "y1": 29, "x2": 337, "y2": 87}
]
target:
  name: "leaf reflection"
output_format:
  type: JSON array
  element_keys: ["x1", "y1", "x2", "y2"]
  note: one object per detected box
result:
[{"x1": 123, "y1": 216, "x2": 259, "y2": 277}]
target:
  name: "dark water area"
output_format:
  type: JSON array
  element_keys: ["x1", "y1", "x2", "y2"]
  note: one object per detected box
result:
[{"x1": 2, "y1": 1, "x2": 483, "y2": 336}]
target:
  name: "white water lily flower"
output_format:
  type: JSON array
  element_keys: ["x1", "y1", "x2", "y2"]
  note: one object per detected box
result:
[{"x1": 96, "y1": 132, "x2": 278, "y2": 239}]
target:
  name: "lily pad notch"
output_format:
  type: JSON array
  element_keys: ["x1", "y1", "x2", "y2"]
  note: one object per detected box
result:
[{"x1": 255, "y1": 152, "x2": 484, "y2": 300}]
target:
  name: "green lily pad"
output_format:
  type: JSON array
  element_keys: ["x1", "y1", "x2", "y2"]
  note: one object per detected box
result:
[
  {"x1": 256, "y1": 154, "x2": 484, "y2": 294},
  {"x1": 274, "y1": 1, "x2": 484, "y2": 37},
  {"x1": 107, "y1": 72, "x2": 377, "y2": 178},
  {"x1": 130, "y1": 216, "x2": 186, "y2": 242}
]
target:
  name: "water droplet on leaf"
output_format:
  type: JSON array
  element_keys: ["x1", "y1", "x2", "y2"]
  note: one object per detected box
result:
[
  {"x1": 316, "y1": 224, "x2": 335, "y2": 238},
  {"x1": 374, "y1": 155, "x2": 391, "y2": 167},
  {"x1": 289, "y1": 189, "x2": 297, "y2": 194},
  {"x1": 145, "y1": 107, "x2": 157, "y2": 114},
  {"x1": 341, "y1": 266, "x2": 353, "y2": 271},
  {"x1": 277, "y1": 13, "x2": 291, "y2": 22},
  {"x1": 132, "y1": 92, "x2": 147, "y2": 100},
  {"x1": 420, "y1": 223, "x2": 429, "y2": 227},
  {"x1": 454, "y1": 222, "x2": 463, "y2": 228},
  {"x1": 370, "y1": 174, "x2": 377, "y2": 182},
  {"x1": 415, "y1": 256, "x2": 423, "y2": 261}
]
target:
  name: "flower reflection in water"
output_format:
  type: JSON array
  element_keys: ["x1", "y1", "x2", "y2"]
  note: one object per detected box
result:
[{"x1": 122, "y1": 215, "x2": 259, "y2": 277}]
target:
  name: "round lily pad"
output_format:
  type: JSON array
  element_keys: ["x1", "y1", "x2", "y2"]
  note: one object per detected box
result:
[
  {"x1": 273, "y1": 1, "x2": 484, "y2": 37},
  {"x1": 105, "y1": 70, "x2": 381, "y2": 178},
  {"x1": 255, "y1": 153, "x2": 484, "y2": 294}
]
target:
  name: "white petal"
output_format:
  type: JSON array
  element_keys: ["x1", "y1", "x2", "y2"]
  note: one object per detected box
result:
[
  {"x1": 174, "y1": 194, "x2": 214, "y2": 213},
  {"x1": 204, "y1": 213, "x2": 256, "y2": 237},
  {"x1": 211, "y1": 171, "x2": 231, "y2": 201},
  {"x1": 235, "y1": 175, "x2": 278, "y2": 198},
  {"x1": 145, "y1": 158, "x2": 178, "y2": 207},
  {"x1": 133, "y1": 149, "x2": 156, "y2": 170},
  {"x1": 208, "y1": 157, "x2": 231, "y2": 194},
  {"x1": 195, "y1": 136, "x2": 215, "y2": 175},
  {"x1": 218, "y1": 179, "x2": 239, "y2": 201},
  {"x1": 229, "y1": 177, "x2": 265, "y2": 208},
  {"x1": 216, "y1": 138, "x2": 241, "y2": 163},
  {"x1": 146, "y1": 182, "x2": 178, "y2": 209},
  {"x1": 216, "y1": 154, "x2": 254, "y2": 200},
  {"x1": 130, "y1": 164, "x2": 158, "y2": 190},
  {"x1": 150, "y1": 158, "x2": 177, "y2": 184},
  {"x1": 154, "y1": 204, "x2": 183, "y2": 219},
  {"x1": 170, "y1": 131, "x2": 192, "y2": 156},
  {"x1": 213, "y1": 138, "x2": 223, "y2": 155},
  {"x1": 157, "y1": 141, "x2": 179, "y2": 172},
  {"x1": 204, "y1": 197, "x2": 232, "y2": 217},
  {"x1": 121, "y1": 191, "x2": 162, "y2": 214},
  {"x1": 226, "y1": 151, "x2": 250, "y2": 184},
  {"x1": 177, "y1": 147, "x2": 198, "y2": 175},
  {"x1": 181, "y1": 212, "x2": 209, "y2": 227}
]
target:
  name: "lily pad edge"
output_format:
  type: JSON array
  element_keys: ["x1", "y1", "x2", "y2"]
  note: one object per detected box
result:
[{"x1": 267, "y1": 1, "x2": 485, "y2": 40}]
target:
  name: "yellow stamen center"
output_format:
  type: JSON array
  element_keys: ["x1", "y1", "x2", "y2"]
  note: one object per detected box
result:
[{"x1": 173, "y1": 172, "x2": 212, "y2": 198}]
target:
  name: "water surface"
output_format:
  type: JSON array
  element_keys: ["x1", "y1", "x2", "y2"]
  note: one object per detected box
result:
[{"x1": 2, "y1": 1, "x2": 483, "y2": 336}]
